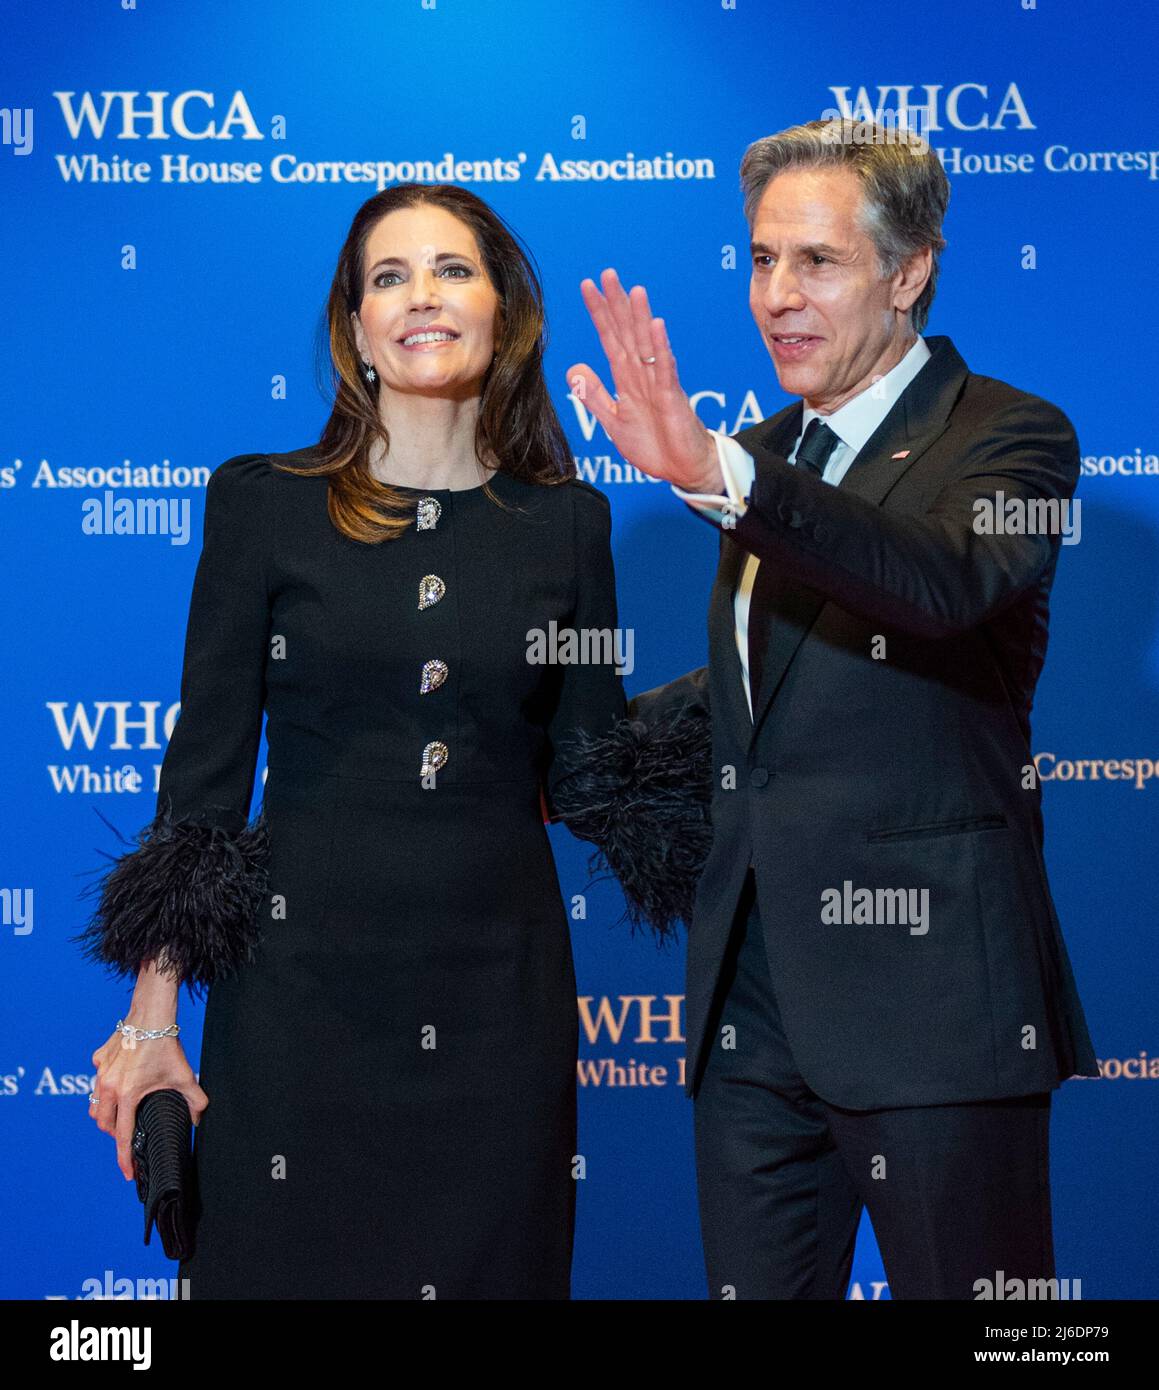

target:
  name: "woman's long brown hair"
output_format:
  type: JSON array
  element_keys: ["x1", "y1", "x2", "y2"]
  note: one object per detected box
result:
[{"x1": 276, "y1": 183, "x2": 575, "y2": 542}]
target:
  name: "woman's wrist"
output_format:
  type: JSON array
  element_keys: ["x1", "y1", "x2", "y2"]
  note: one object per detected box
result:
[{"x1": 127, "y1": 958, "x2": 181, "y2": 1028}]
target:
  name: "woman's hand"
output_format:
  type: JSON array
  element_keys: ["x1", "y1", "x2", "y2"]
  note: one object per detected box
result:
[
  {"x1": 88, "y1": 956, "x2": 208, "y2": 1184},
  {"x1": 89, "y1": 1018, "x2": 207, "y2": 1181}
]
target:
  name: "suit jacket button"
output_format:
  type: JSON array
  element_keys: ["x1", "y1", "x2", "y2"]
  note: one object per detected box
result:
[{"x1": 750, "y1": 767, "x2": 770, "y2": 788}]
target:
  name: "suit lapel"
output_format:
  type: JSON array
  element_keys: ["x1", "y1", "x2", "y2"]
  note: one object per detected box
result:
[{"x1": 733, "y1": 336, "x2": 969, "y2": 745}]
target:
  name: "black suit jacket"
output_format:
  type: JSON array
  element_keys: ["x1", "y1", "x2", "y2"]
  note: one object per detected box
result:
[{"x1": 631, "y1": 334, "x2": 1100, "y2": 1108}]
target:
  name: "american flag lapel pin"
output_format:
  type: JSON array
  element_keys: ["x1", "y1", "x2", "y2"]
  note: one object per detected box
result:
[{"x1": 891, "y1": 450, "x2": 911, "y2": 460}]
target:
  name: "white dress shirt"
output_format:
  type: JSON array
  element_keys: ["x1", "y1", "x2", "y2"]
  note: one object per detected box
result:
[{"x1": 671, "y1": 335, "x2": 931, "y2": 718}]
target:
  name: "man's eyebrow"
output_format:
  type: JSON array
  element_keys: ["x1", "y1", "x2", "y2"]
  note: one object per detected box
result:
[
  {"x1": 750, "y1": 240, "x2": 846, "y2": 257},
  {"x1": 366, "y1": 252, "x2": 478, "y2": 272}
]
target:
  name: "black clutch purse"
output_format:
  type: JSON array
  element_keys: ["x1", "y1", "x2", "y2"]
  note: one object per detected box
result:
[{"x1": 131, "y1": 1088, "x2": 196, "y2": 1260}]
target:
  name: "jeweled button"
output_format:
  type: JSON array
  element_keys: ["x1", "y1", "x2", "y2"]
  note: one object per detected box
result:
[
  {"x1": 420, "y1": 740, "x2": 448, "y2": 777},
  {"x1": 420, "y1": 660, "x2": 448, "y2": 694},
  {"x1": 419, "y1": 574, "x2": 446, "y2": 610}
]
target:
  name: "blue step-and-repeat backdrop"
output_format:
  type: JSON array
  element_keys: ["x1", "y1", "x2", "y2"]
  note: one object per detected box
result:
[{"x1": 1, "y1": 0, "x2": 1156, "y2": 1300}]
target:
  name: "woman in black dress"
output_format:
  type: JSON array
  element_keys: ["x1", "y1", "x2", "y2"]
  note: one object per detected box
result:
[{"x1": 78, "y1": 184, "x2": 651, "y2": 1298}]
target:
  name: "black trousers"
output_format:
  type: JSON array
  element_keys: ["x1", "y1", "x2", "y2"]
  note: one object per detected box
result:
[{"x1": 694, "y1": 870, "x2": 1055, "y2": 1300}]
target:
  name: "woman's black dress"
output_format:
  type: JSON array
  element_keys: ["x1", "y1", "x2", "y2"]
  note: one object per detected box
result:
[{"x1": 84, "y1": 448, "x2": 628, "y2": 1299}]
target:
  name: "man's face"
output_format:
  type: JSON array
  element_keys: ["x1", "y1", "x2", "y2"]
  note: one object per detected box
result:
[{"x1": 748, "y1": 166, "x2": 924, "y2": 412}]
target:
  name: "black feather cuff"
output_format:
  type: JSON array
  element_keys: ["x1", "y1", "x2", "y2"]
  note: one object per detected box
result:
[
  {"x1": 551, "y1": 706, "x2": 713, "y2": 945},
  {"x1": 74, "y1": 797, "x2": 270, "y2": 1000}
]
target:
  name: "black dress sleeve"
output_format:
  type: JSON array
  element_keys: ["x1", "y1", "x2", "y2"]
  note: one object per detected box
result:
[
  {"x1": 545, "y1": 487, "x2": 713, "y2": 944},
  {"x1": 73, "y1": 454, "x2": 273, "y2": 998},
  {"x1": 541, "y1": 482, "x2": 628, "y2": 816}
]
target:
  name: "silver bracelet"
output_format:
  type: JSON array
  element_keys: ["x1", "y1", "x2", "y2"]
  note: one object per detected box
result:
[{"x1": 116, "y1": 1017, "x2": 180, "y2": 1042}]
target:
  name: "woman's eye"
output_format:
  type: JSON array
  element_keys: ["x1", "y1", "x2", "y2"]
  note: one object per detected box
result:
[{"x1": 373, "y1": 265, "x2": 471, "y2": 287}]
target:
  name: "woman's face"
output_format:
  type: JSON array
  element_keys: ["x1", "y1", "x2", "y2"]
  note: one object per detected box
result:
[{"x1": 352, "y1": 204, "x2": 501, "y2": 402}]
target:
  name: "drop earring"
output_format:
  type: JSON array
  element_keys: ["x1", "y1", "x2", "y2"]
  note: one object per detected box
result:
[{"x1": 363, "y1": 360, "x2": 377, "y2": 383}]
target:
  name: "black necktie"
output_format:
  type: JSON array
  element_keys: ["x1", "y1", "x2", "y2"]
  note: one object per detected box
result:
[
  {"x1": 793, "y1": 417, "x2": 842, "y2": 477},
  {"x1": 746, "y1": 418, "x2": 841, "y2": 710}
]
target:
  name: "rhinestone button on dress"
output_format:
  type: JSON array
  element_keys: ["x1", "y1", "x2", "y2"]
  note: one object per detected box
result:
[
  {"x1": 419, "y1": 575, "x2": 446, "y2": 610},
  {"x1": 420, "y1": 659, "x2": 448, "y2": 694},
  {"x1": 421, "y1": 740, "x2": 449, "y2": 777},
  {"x1": 416, "y1": 498, "x2": 447, "y2": 776}
]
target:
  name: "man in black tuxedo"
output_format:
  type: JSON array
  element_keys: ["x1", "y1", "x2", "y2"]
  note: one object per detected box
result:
[{"x1": 566, "y1": 117, "x2": 1099, "y2": 1299}]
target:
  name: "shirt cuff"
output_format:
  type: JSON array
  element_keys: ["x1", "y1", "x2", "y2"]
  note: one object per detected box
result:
[{"x1": 671, "y1": 432, "x2": 757, "y2": 527}]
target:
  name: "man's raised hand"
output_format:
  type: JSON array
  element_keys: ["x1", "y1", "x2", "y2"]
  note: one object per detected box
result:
[{"x1": 566, "y1": 268, "x2": 724, "y2": 494}]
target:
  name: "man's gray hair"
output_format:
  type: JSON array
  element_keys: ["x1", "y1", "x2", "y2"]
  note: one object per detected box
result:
[{"x1": 739, "y1": 118, "x2": 950, "y2": 333}]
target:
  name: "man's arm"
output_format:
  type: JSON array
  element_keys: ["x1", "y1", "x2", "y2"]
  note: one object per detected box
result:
[
  {"x1": 566, "y1": 270, "x2": 1078, "y2": 641},
  {"x1": 685, "y1": 400, "x2": 1079, "y2": 640}
]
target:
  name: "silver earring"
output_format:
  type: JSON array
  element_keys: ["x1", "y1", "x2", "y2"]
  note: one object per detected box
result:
[{"x1": 363, "y1": 360, "x2": 377, "y2": 383}]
